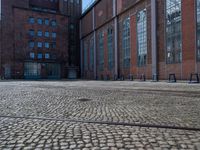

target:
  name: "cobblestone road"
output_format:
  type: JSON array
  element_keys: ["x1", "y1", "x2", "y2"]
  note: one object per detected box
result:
[{"x1": 0, "y1": 80, "x2": 200, "y2": 149}]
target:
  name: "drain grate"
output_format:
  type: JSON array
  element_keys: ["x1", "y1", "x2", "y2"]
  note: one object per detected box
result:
[{"x1": 77, "y1": 98, "x2": 92, "y2": 102}]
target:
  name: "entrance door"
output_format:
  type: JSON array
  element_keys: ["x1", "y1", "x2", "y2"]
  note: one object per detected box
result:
[{"x1": 24, "y1": 62, "x2": 41, "y2": 79}]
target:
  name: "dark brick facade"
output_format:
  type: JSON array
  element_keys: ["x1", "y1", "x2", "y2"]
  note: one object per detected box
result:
[
  {"x1": 0, "y1": 0, "x2": 81, "y2": 79},
  {"x1": 80, "y1": 0, "x2": 200, "y2": 80}
]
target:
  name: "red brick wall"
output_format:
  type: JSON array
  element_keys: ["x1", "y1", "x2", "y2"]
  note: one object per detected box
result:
[
  {"x1": 182, "y1": 0, "x2": 196, "y2": 79},
  {"x1": 13, "y1": 8, "x2": 69, "y2": 78},
  {"x1": 81, "y1": 11, "x2": 93, "y2": 37},
  {"x1": 80, "y1": 0, "x2": 200, "y2": 81},
  {"x1": 95, "y1": 0, "x2": 113, "y2": 28}
]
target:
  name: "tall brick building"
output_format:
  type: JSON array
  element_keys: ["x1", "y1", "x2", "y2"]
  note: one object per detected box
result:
[
  {"x1": 80, "y1": 0, "x2": 200, "y2": 80},
  {"x1": 0, "y1": 0, "x2": 81, "y2": 79}
]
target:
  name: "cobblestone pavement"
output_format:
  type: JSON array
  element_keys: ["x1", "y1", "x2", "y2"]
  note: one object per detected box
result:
[
  {"x1": 0, "y1": 117, "x2": 200, "y2": 150},
  {"x1": 0, "y1": 81, "x2": 200, "y2": 149}
]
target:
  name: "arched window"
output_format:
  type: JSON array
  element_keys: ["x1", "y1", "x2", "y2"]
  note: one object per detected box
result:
[
  {"x1": 122, "y1": 17, "x2": 130, "y2": 68},
  {"x1": 137, "y1": 9, "x2": 147, "y2": 66}
]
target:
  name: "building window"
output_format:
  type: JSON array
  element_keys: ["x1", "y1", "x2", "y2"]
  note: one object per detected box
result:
[
  {"x1": 137, "y1": 9, "x2": 147, "y2": 66},
  {"x1": 83, "y1": 42, "x2": 88, "y2": 71},
  {"x1": 45, "y1": 31, "x2": 50, "y2": 37},
  {"x1": 30, "y1": 52, "x2": 35, "y2": 59},
  {"x1": 52, "y1": 32, "x2": 57, "y2": 39},
  {"x1": 51, "y1": 20, "x2": 57, "y2": 27},
  {"x1": 28, "y1": 17, "x2": 34, "y2": 24},
  {"x1": 197, "y1": 0, "x2": 200, "y2": 61},
  {"x1": 37, "y1": 18, "x2": 43, "y2": 25},
  {"x1": 166, "y1": 0, "x2": 182, "y2": 64},
  {"x1": 37, "y1": 42, "x2": 43, "y2": 48},
  {"x1": 52, "y1": 42, "x2": 56, "y2": 49},
  {"x1": 89, "y1": 37, "x2": 94, "y2": 71},
  {"x1": 107, "y1": 28, "x2": 114, "y2": 70},
  {"x1": 37, "y1": 30, "x2": 43, "y2": 37},
  {"x1": 98, "y1": 32, "x2": 104, "y2": 71},
  {"x1": 122, "y1": 17, "x2": 131, "y2": 68},
  {"x1": 45, "y1": 42, "x2": 50, "y2": 48},
  {"x1": 29, "y1": 29, "x2": 35, "y2": 37},
  {"x1": 29, "y1": 41, "x2": 35, "y2": 48},
  {"x1": 37, "y1": 53, "x2": 43, "y2": 59},
  {"x1": 45, "y1": 53, "x2": 50, "y2": 59},
  {"x1": 45, "y1": 19, "x2": 49, "y2": 25}
]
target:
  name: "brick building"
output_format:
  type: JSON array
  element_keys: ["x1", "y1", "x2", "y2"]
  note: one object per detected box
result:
[
  {"x1": 0, "y1": 0, "x2": 81, "y2": 79},
  {"x1": 80, "y1": 0, "x2": 200, "y2": 80}
]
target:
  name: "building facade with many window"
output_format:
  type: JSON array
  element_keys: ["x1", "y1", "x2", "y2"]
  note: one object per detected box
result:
[
  {"x1": 80, "y1": 0, "x2": 200, "y2": 80},
  {"x1": 0, "y1": 0, "x2": 81, "y2": 79}
]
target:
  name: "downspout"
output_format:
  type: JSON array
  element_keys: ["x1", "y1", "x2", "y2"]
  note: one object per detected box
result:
[
  {"x1": 92, "y1": 7, "x2": 97, "y2": 79},
  {"x1": 80, "y1": 19, "x2": 83, "y2": 78},
  {"x1": 113, "y1": 0, "x2": 118, "y2": 77}
]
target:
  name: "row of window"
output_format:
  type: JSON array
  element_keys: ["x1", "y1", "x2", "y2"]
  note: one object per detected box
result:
[
  {"x1": 29, "y1": 41, "x2": 56, "y2": 49},
  {"x1": 28, "y1": 17, "x2": 57, "y2": 27},
  {"x1": 29, "y1": 30, "x2": 57, "y2": 38},
  {"x1": 84, "y1": 0, "x2": 200, "y2": 72},
  {"x1": 30, "y1": 52, "x2": 50, "y2": 59}
]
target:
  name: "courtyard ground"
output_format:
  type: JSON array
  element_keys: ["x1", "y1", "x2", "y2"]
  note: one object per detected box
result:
[{"x1": 0, "y1": 80, "x2": 200, "y2": 149}]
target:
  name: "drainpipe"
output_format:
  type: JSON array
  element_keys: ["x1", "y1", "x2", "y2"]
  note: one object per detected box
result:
[
  {"x1": 92, "y1": 7, "x2": 97, "y2": 79},
  {"x1": 113, "y1": 0, "x2": 118, "y2": 77},
  {"x1": 151, "y1": 0, "x2": 158, "y2": 81},
  {"x1": 80, "y1": 19, "x2": 83, "y2": 78}
]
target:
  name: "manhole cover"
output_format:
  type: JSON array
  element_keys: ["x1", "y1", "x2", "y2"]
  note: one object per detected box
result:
[{"x1": 77, "y1": 98, "x2": 92, "y2": 102}]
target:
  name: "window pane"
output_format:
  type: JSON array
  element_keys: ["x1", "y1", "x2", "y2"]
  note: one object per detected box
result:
[
  {"x1": 37, "y1": 53, "x2": 42, "y2": 59},
  {"x1": 30, "y1": 52, "x2": 35, "y2": 59},
  {"x1": 51, "y1": 20, "x2": 57, "y2": 27},
  {"x1": 89, "y1": 37, "x2": 94, "y2": 71},
  {"x1": 28, "y1": 17, "x2": 34, "y2": 24},
  {"x1": 29, "y1": 29, "x2": 34, "y2": 36},
  {"x1": 45, "y1": 53, "x2": 50, "y2": 59},
  {"x1": 29, "y1": 41, "x2": 34, "y2": 48},
  {"x1": 84, "y1": 42, "x2": 88, "y2": 71},
  {"x1": 166, "y1": 0, "x2": 182, "y2": 64},
  {"x1": 45, "y1": 19, "x2": 49, "y2": 25},
  {"x1": 45, "y1": 42, "x2": 50, "y2": 48},
  {"x1": 37, "y1": 42, "x2": 42, "y2": 48},
  {"x1": 107, "y1": 28, "x2": 114, "y2": 70},
  {"x1": 98, "y1": 32, "x2": 104, "y2": 71},
  {"x1": 45, "y1": 31, "x2": 50, "y2": 37},
  {"x1": 122, "y1": 17, "x2": 130, "y2": 68},
  {"x1": 137, "y1": 9, "x2": 147, "y2": 66},
  {"x1": 37, "y1": 30, "x2": 43, "y2": 37},
  {"x1": 52, "y1": 42, "x2": 56, "y2": 49},
  {"x1": 37, "y1": 18, "x2": 43, "y2": 25},
  {"x1": 52, "y1": 32, "x2": 57, "y2": 38}
]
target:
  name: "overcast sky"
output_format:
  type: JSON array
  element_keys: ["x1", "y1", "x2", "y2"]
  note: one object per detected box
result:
[{"x1": 82, "y1": 0, "x2": 95, "y2": 12}]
